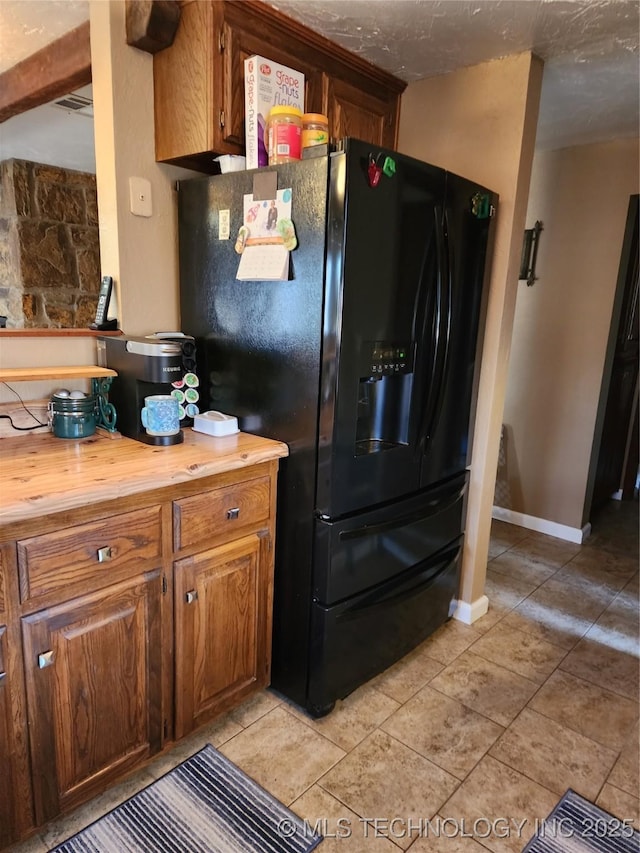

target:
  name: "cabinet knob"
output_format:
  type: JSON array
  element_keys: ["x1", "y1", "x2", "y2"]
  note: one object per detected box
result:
[
  {"x1": 38, "y1": 650, "x2": 55, "y2": 669},
  {"x1": 226, "y1": 507, "x2": 240, "y2": 520},
  {"x1": 185, "y1": 590, "x2": 198, "y2": 604},
  {"x1": 97, "y1": 546, "x2": 113, "y2": 562}
]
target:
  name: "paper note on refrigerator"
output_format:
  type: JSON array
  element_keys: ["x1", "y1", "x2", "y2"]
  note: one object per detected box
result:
[{"x1": 236, "y1": 244, "x2": 289, "y2": 280}]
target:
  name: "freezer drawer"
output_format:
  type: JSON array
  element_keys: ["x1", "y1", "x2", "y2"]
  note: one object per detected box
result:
[
  {"x1": 307, "y1": 541, "x2": 461, "y2": 714},
  {"x1": 313, "y1": 473, "x2": 466, "y2": 606}
]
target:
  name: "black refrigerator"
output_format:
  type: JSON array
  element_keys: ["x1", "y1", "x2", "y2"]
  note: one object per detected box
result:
[{"x1": 178, "y1": 138, "x2": 496, "y2": 716}]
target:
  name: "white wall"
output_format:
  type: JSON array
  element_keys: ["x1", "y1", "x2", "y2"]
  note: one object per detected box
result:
[
  {"x1": 90, "y1": 0, "x2": 196, "y2": 336},
  {"x1": 501, "y1": 137, "x2": 640, "y2": 531},
  {"x1": 0, "y1": 335, "x2": 98, "y2": 402},
  {"x1": 0, "y1": 0, "x2": 196, "y2": 405}
]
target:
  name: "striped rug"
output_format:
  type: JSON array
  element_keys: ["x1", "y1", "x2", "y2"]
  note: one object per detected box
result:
[
  {"x1": 524, "y1": 789, "x2": 639, "y2": 853},
  {"x1": 49, "y1": 745, "x2": 322, "y2": 853}
]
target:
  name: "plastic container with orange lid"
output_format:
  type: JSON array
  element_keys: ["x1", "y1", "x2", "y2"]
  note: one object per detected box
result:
[
  {"x1": 266, "y1": 105, "x2": 303, "y2": 165},
  {"x1": 302, "y1": 113, "x2": 329, "y2": 149}
]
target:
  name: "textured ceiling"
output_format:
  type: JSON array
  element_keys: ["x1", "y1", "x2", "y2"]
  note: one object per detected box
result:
[
  {"x1": 268, "y1": 0, "x2": 638, "y2": 82},
  {"x1": 0, "y1": 0, "x2": 638, "y2": 159},
  {"x1": 266, "y1": 0, "x2": 640, "y2": 149}
]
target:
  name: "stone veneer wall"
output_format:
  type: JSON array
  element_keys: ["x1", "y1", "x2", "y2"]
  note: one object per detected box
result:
[{"x1": 0, "y1": 159, "x2": 100, "y2": 328}]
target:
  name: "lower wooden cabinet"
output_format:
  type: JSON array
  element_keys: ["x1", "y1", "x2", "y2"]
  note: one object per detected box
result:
[
  {"x1": 0, "y1": 625, "x2": 17, "y2": 849},
  {"x1": 21, "y1": 571, "x2": 164, "y2": 825},
  {"x1": 174, "y1": 532, "x2": 271, "y2": 738},
  {"x1": 0, "y1": 457, "x2": 280, "y2": 847},
  {"x1": 0, "y1": 545, "x2": 34, "y2": 847}
]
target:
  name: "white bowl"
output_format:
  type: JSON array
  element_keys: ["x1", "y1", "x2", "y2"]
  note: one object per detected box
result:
[{"x1": 214, "y1": 155, "x2": 246, "y2": 173}]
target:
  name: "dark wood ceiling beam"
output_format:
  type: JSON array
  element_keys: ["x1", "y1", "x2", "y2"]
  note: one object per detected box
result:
[{"x1": 0, "y1": 21, "x2": 91, "y2": 123}]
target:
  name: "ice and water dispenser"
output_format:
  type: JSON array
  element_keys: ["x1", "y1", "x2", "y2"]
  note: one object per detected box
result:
[{"x1": 355, "y1": 340, "x2": 415, "y2": 455}]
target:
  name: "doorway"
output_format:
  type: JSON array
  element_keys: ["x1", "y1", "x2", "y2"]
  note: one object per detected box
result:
[{"x1": 589, "y1": 194, "x2": 639, "y2": 514}]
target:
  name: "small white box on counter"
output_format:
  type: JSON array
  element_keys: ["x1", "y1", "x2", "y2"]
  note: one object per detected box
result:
[
  {"x1": 193, "y1": 411, "x2": 239, "y2": 437},
  {"x1": 244, "y1": 55, "x2": 304, "y2": 169}
]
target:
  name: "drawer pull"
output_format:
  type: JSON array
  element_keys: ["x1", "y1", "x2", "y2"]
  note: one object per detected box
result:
[
  {"x1": 38, "y1": 650, "x2": 55, "y2": 669},
  {"x1": 97, "y1": 546, "x2": 113, "y2": 563},
  {"x1": 226, "y1": 507, "x2": 240, "y2": 520},
  {"x1": 185, "y1": 590, "x2": 198, "y2": 604},
  {"x1": 0, "y1": 671, "x2": 6, "y2": 683}
]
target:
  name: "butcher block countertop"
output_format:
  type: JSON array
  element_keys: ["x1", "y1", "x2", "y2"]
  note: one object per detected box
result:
[{"x1": 0, "y1": 428, "x2": 289, "y2": 527}]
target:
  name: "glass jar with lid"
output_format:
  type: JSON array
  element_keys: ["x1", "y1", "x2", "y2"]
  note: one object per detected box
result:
[
  {"x1": 265, "y1": 105, "x2": 303, "y2": 165},
  {"x1": 302, "y1": 113, "x2": 329, "y2": 149}
]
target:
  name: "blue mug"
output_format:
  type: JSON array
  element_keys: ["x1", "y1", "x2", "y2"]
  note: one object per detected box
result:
[{"x1": 141, "y1": 395, "x2": 180, "y2": 436}]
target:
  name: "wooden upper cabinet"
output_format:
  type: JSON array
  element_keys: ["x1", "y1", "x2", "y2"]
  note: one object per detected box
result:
[
  {"x1": 153, "y1": 0, "x2": 405, "y2": 172},
  {"x1": 327, "y1": 75, "x2": 398, "y2": 149},
  {"x1": 154, "y1": 0, "x2": 219, "y2": 166}
]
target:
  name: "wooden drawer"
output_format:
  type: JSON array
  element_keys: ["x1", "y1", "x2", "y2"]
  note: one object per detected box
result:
[
  {"x1": 17, "y1": 506, "x2": 162, "y2": 603},
  {"x1": 174, "y1": 476, "x2": 270, "y2": 551}
]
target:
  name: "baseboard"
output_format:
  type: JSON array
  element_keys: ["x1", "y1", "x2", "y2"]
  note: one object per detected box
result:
[
  {"x1": 492, "y1": 505, "x2": 591, "y2": 544},
  {"x1": 454, "y1": 595, "x2": 489, "y2": 625}
]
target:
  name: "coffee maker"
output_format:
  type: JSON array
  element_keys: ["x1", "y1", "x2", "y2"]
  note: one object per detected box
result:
[{"x1": 97, "y1": 334, "x2": 199, "y2": 446}]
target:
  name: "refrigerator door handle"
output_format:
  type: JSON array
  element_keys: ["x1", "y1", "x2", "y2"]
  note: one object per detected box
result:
[
  {"x1": 338, "y1": 481, "x2": 466, "y2": 541},
  {"x1": 411, "y1": 211, "x2": 437, "y2": 342},
  {"x1": 419, "y1": 207, "x2": 452, "y2": 451},
  {"x1": 337, "y1": 545, "x2": 461, "y2": 618},
  {"x1": 431, "y1": 208, "x2": 454, "y2": 433}
]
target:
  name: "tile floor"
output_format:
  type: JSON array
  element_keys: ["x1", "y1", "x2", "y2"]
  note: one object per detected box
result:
[{"x1": 10, "y1": 501, "x2": 639, "y2": 853}]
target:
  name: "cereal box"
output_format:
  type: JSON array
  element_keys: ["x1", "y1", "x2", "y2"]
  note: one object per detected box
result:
[{"x1": 244, "y1": 55, "x2": 305, "y2": 169}]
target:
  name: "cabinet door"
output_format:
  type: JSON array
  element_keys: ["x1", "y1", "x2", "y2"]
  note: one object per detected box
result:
[
  {"x1": 326, "y1": 75, "x2": 399, "y2": 148},
  {"x1": 22, "y1": 571, "x2": 163, "y2": 825},
  {"x1": 154, "y1": 0, "x2": 218, "y2": 163},
  {"x1": 0, "y1": 626, "x2": 16, "y2": 848},
  {"x1": 174, "y1": 532, "x2": 270, "y2": 738},
  {"x1": 220, "y1": 6, "x2": 325, "y2": 150}
]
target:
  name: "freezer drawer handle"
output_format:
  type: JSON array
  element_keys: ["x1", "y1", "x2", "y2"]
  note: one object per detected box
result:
[
  {"x1": 339, "y1": 485, "x2": 464, "y2": 541},
  {"x1": 339, "y1": 545, "x2": 461, "y2": 619}
]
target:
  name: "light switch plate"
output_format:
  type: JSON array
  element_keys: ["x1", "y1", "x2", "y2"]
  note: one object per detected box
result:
[{"x1": 129, "y1": 177, "x2": 152, "y2": 217}]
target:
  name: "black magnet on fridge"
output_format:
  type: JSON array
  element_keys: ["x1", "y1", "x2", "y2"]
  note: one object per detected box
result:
[{"x1": 253, "y1": 171, "x2": 278, "y2": 201}]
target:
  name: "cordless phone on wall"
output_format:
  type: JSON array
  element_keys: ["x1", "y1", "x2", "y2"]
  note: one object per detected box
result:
[{"x1": 90, "y1": 275, "x2": 118, "y2": 330}]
